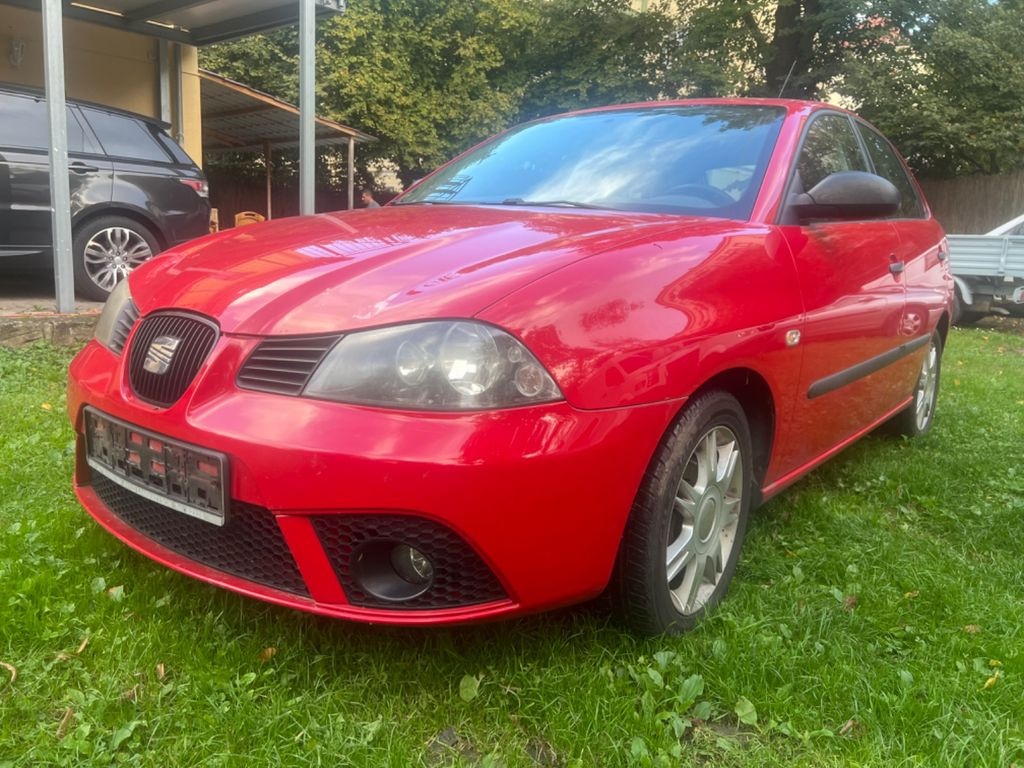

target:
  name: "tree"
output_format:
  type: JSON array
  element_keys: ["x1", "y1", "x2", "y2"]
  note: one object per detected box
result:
[
  {"x1": 840, "y1": 0, "x2": 1024, "y2": 177},
  {"x1": 200, "y1": 0, "x2": 678, "y2": 183},
  {"x1": 674, "y1": 0, "x2": 930, "y2": 98}
]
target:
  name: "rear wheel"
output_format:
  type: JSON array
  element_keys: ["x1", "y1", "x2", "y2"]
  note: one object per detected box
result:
[
  {"x1": 73, "y1": 216, "x2": 160, "y2": 301},
  {"x1": 887, "y1": 333, "x2": 942, "y2": 437},
  {"x1": 612, "y1": 391, "x2": 753, "y2": 635},
  {"x1": 953, "y1": 286, "x2": 985, "y2": 326}
]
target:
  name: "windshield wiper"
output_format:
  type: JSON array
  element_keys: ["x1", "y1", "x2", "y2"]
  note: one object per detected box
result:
[
  {"x1": 391, "y1": 199, "x2": 464, "y2": 206},
  {"x1": 499, "y1": 198, "x2": 606, "y2": 210}
]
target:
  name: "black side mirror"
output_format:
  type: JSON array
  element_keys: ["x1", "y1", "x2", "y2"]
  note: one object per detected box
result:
[{"x1": 791, "y1": 171, "x2": 900, "y2": 221}]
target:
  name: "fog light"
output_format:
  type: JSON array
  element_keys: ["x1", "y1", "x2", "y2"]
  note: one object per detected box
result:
[
  {"x1": 351, "y1": 540, "x2": 434, "y2": 602},
  {"x1": 391, "y1": 544, "x2": 434, "y2": 585}
]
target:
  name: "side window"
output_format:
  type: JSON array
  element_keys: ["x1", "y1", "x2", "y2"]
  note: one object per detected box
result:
[
  {"x1": 67, "y1": 109, "x2": 102, "y2": 155},
  {"x1": 155, "y1": 131, "x2": 195, "y2": 166},
  {"x1": 796, "y1": 114, "x2": 868, "y2": 191},
  {"x1": 857, "y1": 123, "x2": 925, "y2": 219},
  {"x1": 82, "y1": 108, "x2": 171, "y2": 163},
  {"x1": 0, "y1": 93, "x2": 48, "y2": 149},
  {"x1": 0, "y1": 95, "x2": 98, "y2": 155}
]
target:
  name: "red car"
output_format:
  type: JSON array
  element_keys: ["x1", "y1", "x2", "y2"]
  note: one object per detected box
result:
[{"x1": 68, "y1": 99, "x2": 952, "y2": 634}]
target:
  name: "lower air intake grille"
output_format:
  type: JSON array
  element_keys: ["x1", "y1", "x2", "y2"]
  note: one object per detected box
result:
[
  {"x1": 312, "y1": 515, "x2": 506, "y2": 609},
  {"x1": 128, "y1": 312, "x2": 218, "y2": 407},
  {"x1": 237, "y1": 335, "x2": 341, "y2": 396},
  {"x1": 90, "y1": 475, "x2": 309, "y2": 597}
]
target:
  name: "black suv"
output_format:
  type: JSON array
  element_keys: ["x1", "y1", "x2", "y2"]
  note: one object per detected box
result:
[{"x1": 0, "y1": 84, "x2": 210, "y2": 300}]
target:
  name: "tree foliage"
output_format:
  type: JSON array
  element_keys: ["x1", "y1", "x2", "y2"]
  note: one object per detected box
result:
[
  {"x1": 201, "y1": 0, "x2": 677, "y2": 184},
  {"x1": 200, "y1": 0, "x2": 1024, "y2": 184},
  {"x1": 840, "y1": 0, "x2": 1024, "y2": 177}
]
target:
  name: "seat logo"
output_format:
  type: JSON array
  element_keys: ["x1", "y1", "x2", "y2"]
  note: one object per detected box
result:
[{"x1": 143, "y1": 335, "x2": 181, "y2": 375}]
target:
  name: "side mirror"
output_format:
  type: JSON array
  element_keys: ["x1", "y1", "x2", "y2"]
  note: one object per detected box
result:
[{"x1": 791, "y1": 171, "x2": 900, "y2": 221}]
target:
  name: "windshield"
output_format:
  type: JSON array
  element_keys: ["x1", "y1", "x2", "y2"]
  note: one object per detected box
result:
[{"x1": 397, "y1": 105, "x2": 786, "y2": 219}]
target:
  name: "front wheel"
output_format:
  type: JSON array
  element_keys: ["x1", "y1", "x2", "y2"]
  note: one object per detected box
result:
[
  {"x1": 611, "y1": 391, "x2": 753, "y2": 635},
  {"x1": 887, "y1": 333, "x2": 943, "y2": 437}
]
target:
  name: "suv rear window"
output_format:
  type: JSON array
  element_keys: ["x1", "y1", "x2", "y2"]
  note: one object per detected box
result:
[{"x1": 82, "y1": 107, "x2": 171, "y2": 163}]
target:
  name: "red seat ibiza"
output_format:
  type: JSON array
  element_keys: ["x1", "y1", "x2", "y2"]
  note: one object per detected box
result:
[{"x1": 68, "y1": 99, "x2": 952, "y2": 634}]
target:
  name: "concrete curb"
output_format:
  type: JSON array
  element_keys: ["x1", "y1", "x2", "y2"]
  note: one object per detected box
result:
[{"x1": 0, "y1": 313, "x2": 99, "y2": 347}]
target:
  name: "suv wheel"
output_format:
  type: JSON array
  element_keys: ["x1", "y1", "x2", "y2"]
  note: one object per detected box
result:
[{"x1": 73, "y1": 216, "x2": 160, "y2": 301}]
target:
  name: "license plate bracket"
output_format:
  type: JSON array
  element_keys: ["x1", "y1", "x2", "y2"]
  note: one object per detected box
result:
[{"x1": 83, "y1": 407, "x2": 229, "y2": 526}]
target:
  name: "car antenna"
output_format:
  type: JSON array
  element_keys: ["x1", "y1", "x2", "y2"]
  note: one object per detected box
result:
[{"x1": 777, "y1": 59, "x2": 797, "y2": 98}]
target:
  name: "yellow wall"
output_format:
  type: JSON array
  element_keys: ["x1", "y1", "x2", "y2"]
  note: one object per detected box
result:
[{"x1": 0, "y1": 5, "x2": 202, "y2": 162}]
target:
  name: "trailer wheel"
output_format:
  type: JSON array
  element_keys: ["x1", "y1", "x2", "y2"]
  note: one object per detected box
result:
[{"x1": 952, "y1": 286, "x2": 985, "y2": 327}]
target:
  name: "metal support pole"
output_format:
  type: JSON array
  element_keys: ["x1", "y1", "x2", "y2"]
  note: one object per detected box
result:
[
  {"x1": 41, "y1": 0, "x2": 74, "y2": 312},
  {"x1": 298, "y1": 0, "x2": 315, "y2": 215},
  {"x1": 158, "y1": 40, "x2": 171, "y2": 124},
  {"x1": 264, "y1": 142, "x2": 273, "y2": 220},
  {"x1": 347, "y1": 136, "x2": 354, "y2": 210},
  {"x1": 173, "y1": 43, "x2": 185, "y2": 144}
]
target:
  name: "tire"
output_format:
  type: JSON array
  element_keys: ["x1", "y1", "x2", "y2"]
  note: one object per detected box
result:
[
  {"x1": 73, "y1": 216, "x2": 161, "y2": 301},
  {"x1": 886, "y1": 332, "x2": 942, "y2": 437},
  {"x1": 611, "y1": 391, "x2": 753, "y2": 635},
  {"x1": 952, "y1": 286, "x2": 985, "y2": 327}
]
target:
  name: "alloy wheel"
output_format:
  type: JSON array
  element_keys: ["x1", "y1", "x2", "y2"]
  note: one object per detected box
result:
[
  {"x1": 914, "y1": 340, "x2": 939, "y2": 432},
  {"x1": 83, "y1": 226, "x2": 153, "y2": 293},
  {"x1": 665, "y1": 425, "x2": 744, "y2": 615}
]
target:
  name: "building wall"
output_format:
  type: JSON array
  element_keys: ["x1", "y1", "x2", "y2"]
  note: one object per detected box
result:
[{"x1": 0, "y1": 5, "x2": 202, "y2": 162}]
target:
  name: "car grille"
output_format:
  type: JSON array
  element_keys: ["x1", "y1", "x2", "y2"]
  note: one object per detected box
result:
[
  {"x1": 90, "y1": 475, "x2": 309, "y2": 597},
  {"x1": 236, "y1": 335, "x2": 340, "y2": 396},
  {"x1": 108, "y1": 300, "x2": 139, "y2": 355},
  {"x1": 128, "y1": 312, "x2": 218, "y2": 406},
  {"x1": 312, "y1": 515, "x2": 506, "y2": 609}
]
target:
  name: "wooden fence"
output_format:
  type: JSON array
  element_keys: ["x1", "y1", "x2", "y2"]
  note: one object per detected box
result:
[{"x1": 920, "y1": 171, "x2": 1024, "y2": 235}]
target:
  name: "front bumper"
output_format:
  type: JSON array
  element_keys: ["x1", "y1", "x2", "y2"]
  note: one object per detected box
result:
[{"x1": 69, "y1": 336, "x2": 679, "y2": 625}]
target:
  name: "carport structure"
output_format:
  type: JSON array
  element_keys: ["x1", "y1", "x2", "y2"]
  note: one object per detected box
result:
[
  {"x1": 2, "y1": 0, "x2": 346, "y2": 312},
  {"x1": 200, "y1": 69, "x2": 376, "y2": 222}
]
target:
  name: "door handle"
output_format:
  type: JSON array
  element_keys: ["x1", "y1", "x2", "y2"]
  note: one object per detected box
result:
[{"x1": 69, "y1": 162, "x2": 98, "y2": 174}]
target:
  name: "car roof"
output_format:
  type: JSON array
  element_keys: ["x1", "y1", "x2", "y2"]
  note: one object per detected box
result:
[
  {"x1": 0, "y1": 81, "x2": 173, "y2": 131},
  {"x1": 555, "y1": 97, "x2": 850, "y2": 121}
]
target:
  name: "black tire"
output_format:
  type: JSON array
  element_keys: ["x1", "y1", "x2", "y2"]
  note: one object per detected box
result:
[
  {"x1": 73, "y1": 215, "x2": 161, "y2": 301},
  {"x1": 886, "y1": 332, "x2": 943, "y2": 437},
  {"x1": 611, "y1": 391, "x2": 753, "y2": 635}
]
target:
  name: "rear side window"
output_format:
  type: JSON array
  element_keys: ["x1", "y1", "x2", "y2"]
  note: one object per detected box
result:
[
  {"x1": 155, "y1": 131, "x2": 196, "y2": 166},
  {"x1": 857, "y1": 123, "x2": 925, "y2": 219},
  {"x1": 796, "y1": 114, "x2": 869, "y2": 191},
  {"x1": 83, "y1": 108, "x2": 171, "y2": 162},
  {"x1": 0, "y1": 94, "x2": 98, "y2": 154}
]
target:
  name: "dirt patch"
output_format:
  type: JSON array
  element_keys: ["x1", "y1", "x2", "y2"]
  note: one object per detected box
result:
[{"x1": 970, "y1": 315, "x2": 1024, "y2": 337}]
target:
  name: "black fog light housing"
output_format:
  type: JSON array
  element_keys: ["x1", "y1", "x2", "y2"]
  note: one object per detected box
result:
[{"x1": 352, "y1": 540, "x2": 435, "y2": 602}]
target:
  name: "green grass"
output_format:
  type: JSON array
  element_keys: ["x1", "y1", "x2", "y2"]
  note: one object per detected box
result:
[{"x1": 1, "y1": 328, "x2": 1022, "y2": 767}]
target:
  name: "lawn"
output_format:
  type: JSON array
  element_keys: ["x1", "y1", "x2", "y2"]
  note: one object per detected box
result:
[{"x1": 1, "y1": 327, "x2": 1022, "y2": 767}]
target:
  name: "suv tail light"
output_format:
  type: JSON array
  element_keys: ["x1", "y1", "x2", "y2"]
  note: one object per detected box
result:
[{"x1": 179, "y1": 178, "x2": 209, "y2": 199}]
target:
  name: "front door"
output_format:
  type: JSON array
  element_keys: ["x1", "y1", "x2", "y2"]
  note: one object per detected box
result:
[
  {"x1": 776, "y1": 112, "x2": 908, "y2": 474},
  {"x1": 0, "y1": 92, "x2": 112, "y2": 262}
]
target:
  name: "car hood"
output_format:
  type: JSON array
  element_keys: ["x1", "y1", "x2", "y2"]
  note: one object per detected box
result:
[{"x1": 130, "y1": 205, "x2": 731, "y2": 336}]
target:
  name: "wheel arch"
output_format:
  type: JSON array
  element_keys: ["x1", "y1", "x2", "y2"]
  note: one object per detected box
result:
[
  {"x1": 72, "y1": 206, "x2": 168, "y2": 251},
  {"x1": 686, "y1": 367, "x2": 776, "y2": 507}
]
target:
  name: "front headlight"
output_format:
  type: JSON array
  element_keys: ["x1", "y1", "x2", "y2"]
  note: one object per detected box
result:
[
  {"x1": 93, "y1": 278, "x2": 138, "y2": 354},
  {"x1": 303, "y1": 321, "x2": 563, "y2": 410}
]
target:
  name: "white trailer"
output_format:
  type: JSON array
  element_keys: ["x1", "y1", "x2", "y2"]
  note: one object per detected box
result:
[{"x1": 947, "y1": 213, "x2": 1024, "y2": 324}]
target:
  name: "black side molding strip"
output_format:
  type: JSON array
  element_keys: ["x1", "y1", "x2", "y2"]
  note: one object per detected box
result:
[{"x1": 807, "y1": 333, "x2": 931, "y2": 400}]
